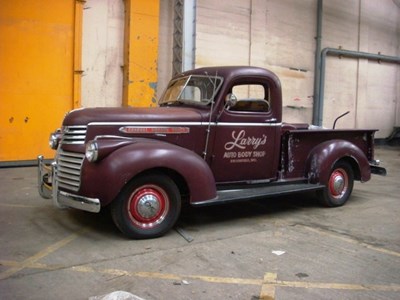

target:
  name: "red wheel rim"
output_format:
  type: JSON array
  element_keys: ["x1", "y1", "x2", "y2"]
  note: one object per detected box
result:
[
  {"x1": 329, "y1": 168, "x2": 348, "y2": 199},
  {"x1": 127, "y1": 184, "x2": 170, "y2": 229}
]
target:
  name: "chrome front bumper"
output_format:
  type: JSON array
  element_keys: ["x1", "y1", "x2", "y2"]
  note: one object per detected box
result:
[{"x1": 37, "y1": 155, "x2": 101, "y2": 213}]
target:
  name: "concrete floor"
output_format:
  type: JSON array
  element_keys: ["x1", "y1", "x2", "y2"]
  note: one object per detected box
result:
[{"x1": 0, "y1": 146, "x2": 399, "y2": 300}]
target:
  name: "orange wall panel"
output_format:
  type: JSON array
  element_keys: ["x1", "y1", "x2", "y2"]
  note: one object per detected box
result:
[
  {"x1": 0, "y1": 1, "x2": 77, "y2": 162},
  {"x1": 123, "y1": 0, "x2": 160, "y2": 107}
]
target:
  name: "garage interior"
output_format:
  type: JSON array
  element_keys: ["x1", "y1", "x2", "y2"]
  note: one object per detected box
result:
[{"x1": 1, "y1": 0, "x2": 400, "y2": 299}]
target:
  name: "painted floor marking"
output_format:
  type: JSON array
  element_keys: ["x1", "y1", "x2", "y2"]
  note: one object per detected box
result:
[
  {"x1": 0, "y1": 203, "x2": 40, "y2": 209},
  {"x1": 296, "y1": 224, "x2": 400, "y2": 258},
  {"x1": 1, "y1": 259, "x2": 399, "y2": 294},
  {"x1": 259, "y1": 272, "x2": 278, "y2": 300},
  {"x1": 0, "y1": 228, "x2": 87, "y2": 280},
  {"x1": 0, "y1": 218, "x2": 398, "y2": 297}
]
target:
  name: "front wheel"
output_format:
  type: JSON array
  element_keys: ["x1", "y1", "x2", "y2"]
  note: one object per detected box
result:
[
  {"x1": 111, "y1": 173, "x2": 181, "y2": 239},
  {"x1": 316, "y1": 161, "x2": 354, "y2": 207}
]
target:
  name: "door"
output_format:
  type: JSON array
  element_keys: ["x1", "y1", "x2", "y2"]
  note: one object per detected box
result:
[
  {"x1": 0, "y1": 1, "x2": 78, "y2": 163},
  {"x1": 211, "y1": 82, "x2": 279, "y2": 182}
]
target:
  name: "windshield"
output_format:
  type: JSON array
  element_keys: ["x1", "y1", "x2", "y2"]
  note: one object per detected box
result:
[{"x1": 159, "y1": 75, "x2": 223, "y2": 106}]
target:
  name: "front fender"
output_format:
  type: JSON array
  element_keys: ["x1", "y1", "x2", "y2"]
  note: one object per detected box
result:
[
  {"x1": 306, "y1": 139, "x2": 371, "y2": 184},
  {"x1": 80, "y1": 139, "x2": 217, "y2": 206}
]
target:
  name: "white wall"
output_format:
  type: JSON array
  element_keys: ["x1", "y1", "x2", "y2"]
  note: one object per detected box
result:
[
  {"x1": 322, "y1": 0, "x2": 400, "y2": 137},
  {"x1": 195, "y1": 0, "x2": 317, "y2": 123},
  {"x1": 192, "y1": 0, "x2": 400, "y2": 137},
  {"x1": 80, "y1": 0, "x2": 399, "y2": 138},
  {"x1": 81, "y1": 0, "x2": 124, "y2": 107}
]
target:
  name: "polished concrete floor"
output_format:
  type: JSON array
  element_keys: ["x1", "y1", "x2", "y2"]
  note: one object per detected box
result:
[{"x1": 0, "y1": 146, "x2": 399, "y2": 300}]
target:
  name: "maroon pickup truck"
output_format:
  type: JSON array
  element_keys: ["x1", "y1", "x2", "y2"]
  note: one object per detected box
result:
[{"x1": 38, "y1": 66, "x2": 386, "y2": 239}]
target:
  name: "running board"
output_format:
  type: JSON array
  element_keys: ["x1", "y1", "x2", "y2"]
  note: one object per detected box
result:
[{"x1": 193, "y1": 183, "x2": 324, "y2": 207}]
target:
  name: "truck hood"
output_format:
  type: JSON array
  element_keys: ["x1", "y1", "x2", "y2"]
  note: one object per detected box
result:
[{"x1": 62, "y1": 107, "x2": 205, "y2": 126}]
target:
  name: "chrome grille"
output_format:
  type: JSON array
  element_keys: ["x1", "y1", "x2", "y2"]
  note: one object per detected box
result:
[
  {"x1": 57, "y1": 150, "x2": 85, "y2": 191},
  {"x1": 61, "y1": 125, "x2": 87, "y2": 145}
]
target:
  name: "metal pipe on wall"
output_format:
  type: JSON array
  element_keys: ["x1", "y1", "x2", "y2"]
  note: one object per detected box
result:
[
  {"x1": 315, "y1": 48, "x2": 400, "y2": 126},
  {"x1": 183, "y1": 0, "x2": 196, "y2": 71},
  {"x1": 312, "y1": 0, "x2": 323, "y2": 125}
]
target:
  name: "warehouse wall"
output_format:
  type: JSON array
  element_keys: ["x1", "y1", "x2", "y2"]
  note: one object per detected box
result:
[
  {"x1": 195, "y1": 0, "x2": 316, "y2": 124},
  {"x1": 1, "y1": 0, "x2": 398, "y2": 162},
  {"x1": 322, "y1": 0, "x2": 400, "y2": 137},
  {"x1": 81, "y1": 0, "x2": 124, "y2": 107},
  {"x1": 193, "y1": 0, "x2": 400, "y2": 138},
  {"x1": 79, "y1": 0, "x2": 400, "y2": 139},
  {"x1": 0, "y1": 0, "x2": 78, "y2": 162}
]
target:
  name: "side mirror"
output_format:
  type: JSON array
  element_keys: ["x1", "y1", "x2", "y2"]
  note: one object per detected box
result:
[{"x1": 225, "y1": 93, "x2": 238, "y2": 108}]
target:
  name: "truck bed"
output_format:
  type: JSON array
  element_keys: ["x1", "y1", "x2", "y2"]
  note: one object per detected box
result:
[{"x1": 280, "y1": 128, "x2": 376, "y2": 180}]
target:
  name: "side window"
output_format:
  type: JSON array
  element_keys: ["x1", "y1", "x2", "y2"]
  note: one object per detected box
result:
[{"x1": 230, "y1": 84, "x2": 270, "y2": 112}]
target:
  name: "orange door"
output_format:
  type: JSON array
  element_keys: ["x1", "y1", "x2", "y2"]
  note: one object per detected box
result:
[{"x1": 0, "y1": 1, "x2": 79, "y2": 163}]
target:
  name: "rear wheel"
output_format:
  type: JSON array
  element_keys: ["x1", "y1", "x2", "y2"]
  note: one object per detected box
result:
[
  {"x1": 317, "y1": 161, "x2": 354, "y2": 207},
  {"x1": 111, "y1": 173, "x2": 181, "y2": 239}
]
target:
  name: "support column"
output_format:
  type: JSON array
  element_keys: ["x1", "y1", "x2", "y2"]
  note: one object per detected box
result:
[
  {"x1": 173, "y1": 0, "x2": 184, "y2": 76},
  {"x1": 73, "y1": 0, "x2": 84, "y2": 109},
  {"x1": 123, "y1": 0, "x2": 160, "y2": 107}
]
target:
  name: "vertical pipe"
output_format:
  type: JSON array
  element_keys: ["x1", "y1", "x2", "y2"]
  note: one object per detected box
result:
[
  {"x1": 183, "y1": 0, "x2": 196, "y2": 71},
  {"x1": 312, "y1": 0, "x2": 323, "y2": 125},
  {"x1": 318, "y1": 48, "x2": 328, "y2": 126}
]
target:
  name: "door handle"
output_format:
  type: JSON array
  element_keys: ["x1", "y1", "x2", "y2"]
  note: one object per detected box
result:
[{"x1": 266, "y1": 118, "x2": 277, "y2": 122}]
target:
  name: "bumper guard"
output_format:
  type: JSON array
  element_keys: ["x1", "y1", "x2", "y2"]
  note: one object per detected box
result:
[
  {"x1": 369, "y1": 159, "x2": 387, "y2": 176},
  {"x1": 37, "y1": 155, "x2": 101, "y2": 213}
]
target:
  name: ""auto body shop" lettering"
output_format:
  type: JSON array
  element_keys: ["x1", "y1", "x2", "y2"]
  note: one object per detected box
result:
[{"x1": 223, "y1": 130, "x2": 267, "y2": 163}]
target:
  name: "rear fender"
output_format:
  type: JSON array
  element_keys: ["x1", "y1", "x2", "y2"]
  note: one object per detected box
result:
[
  {"x1": 306, "y1": 140, "x2": 371, "y2": 184},
  {"x1": 81, "y1": 140, "x2": 217, "y2": 206}
]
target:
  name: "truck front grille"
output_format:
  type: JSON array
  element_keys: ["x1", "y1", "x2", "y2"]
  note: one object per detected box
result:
[
  {"x1": 61, "y1": 126, "x2": 87, "y2": 145},
  {"x1": 57, "y1": 150, "x2": 85, "y2": 191}
]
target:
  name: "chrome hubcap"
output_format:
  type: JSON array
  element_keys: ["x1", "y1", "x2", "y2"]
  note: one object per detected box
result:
[
  {"x1": 329, "y1": 168, "x2": 348, "y2": 199},
  {"x1": 332, "y1": 175, "x2": 345, "y2": 195},
  {"x1": 128, "y1": 185, "x2": 170, "y2": 229},
  {"x1": 137, "y1": 194, "x2": 161, "y2": 219}
]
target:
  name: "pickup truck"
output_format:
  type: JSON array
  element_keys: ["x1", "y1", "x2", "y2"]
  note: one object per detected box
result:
[{"x1": 38, "y1": 66, "x2": 386, "y2": 239}]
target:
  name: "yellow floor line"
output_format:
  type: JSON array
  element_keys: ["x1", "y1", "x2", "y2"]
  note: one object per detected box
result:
[
  {"x1": 79, "y1": 268, "x2": 400, "y2": 293},
  {"x1": 275, "y1": 279, "x2": 400, "y2": 292},
  {"x1": 259, "y1": 272, "x2": 278, "y2": 300},
  {"x1": 296, "y1": 224, "x2": 400, "y2": 258},
  {"x1": 1, "y1": 259, "x2": 400, "y2": 293},
  {"x1": 0, "y1": 203, "x2": 40, "y2": 209},
  {"x1": 0, "y1": 228, "x2": 87, "y2": 280}
]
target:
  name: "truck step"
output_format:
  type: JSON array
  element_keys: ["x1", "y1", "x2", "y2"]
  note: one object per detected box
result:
[{"x1": 194, "y1": 183, "x2": 324, "y2": 206}]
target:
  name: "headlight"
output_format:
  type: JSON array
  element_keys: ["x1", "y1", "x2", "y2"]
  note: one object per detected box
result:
[
  {"x1": 85, "y1": 141, "x2": 99, "y2": 162},
  {"x1": 49, "y1": 129, "x2": 61, "y2": 150}
]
